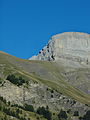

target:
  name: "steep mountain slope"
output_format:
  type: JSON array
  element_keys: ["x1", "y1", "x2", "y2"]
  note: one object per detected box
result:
[
  {"x1": 0, "y1": 51, "x2": 90, "y2": 105},
  {"x1": 0, "y1": 96, "x2": 47, "y2": 120},
  {"x1": 0, "y1": 32, "x2": 90, "y2": 119},
  {"x1": 29, "y1": 32, "x2": 90, "y2": 95},
  {"x1": 0, "y1": 50, "x2": 90, "y2": 117},
  {"x1": 30, "y1": 32, "x2": 90, "y2": 63}
]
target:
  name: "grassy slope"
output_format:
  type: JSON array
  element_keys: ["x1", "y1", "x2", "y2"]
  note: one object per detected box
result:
[{"x1": 0, "y1": 51, "x2": 90, "y2": 106}]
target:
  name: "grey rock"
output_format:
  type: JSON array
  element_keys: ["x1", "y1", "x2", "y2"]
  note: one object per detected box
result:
[
  {"x1": 29, "y1": 32, "x2": 90, "y2": 65},
  {"x1": 0, "y1": 80, "x2": 89, "y2": 115}
]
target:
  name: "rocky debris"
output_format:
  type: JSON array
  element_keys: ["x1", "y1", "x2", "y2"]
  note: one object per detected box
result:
[
  {"x1": 62, "y1": 70, "x2": 90, "y2": 95},
  {"x1": 0, "y1": 80, "x2": 89, "y2": 116}
]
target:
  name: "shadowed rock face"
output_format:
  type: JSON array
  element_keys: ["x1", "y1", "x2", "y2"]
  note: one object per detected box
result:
[{"x1": 30, "y1": 32, "x2": 90, "y2": 64}]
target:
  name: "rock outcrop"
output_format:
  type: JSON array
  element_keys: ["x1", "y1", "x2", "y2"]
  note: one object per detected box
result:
[
  {"x1": 0, "y1": 80, "x2": 89, "y2": 115},
  {"x1": 30, "y1": 32, "x2": 90, "y2": 64}
]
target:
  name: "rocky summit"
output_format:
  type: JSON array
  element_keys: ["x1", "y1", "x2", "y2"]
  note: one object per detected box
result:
[{"x1": 30, "y1": 32, "x2": 90, "y2": 65}]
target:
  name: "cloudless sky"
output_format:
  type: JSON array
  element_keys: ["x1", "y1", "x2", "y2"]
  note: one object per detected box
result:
[{"x1": 0, "y1": 0, "x2": 90, "y2": 59}]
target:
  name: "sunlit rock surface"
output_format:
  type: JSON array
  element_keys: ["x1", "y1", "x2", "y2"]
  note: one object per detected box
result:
[{"x1": 30, "y1": 32, "x2": 90, "y2": 64}]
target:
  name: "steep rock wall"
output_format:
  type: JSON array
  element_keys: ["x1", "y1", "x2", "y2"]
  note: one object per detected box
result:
[{"x1": 30, "y1": 32, "x2": 90, "y2": 64}]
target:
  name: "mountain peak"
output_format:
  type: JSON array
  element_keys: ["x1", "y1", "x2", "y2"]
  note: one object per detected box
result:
[
  {"x1": 52, "y1": 32, "x2": 90, "y2": 39},
  {"x1": 0, "y1": 51, "x2": 8, "y2": 55},
  {"x1": 29, "y1": 32, "x2": 90, "y2": 64}
]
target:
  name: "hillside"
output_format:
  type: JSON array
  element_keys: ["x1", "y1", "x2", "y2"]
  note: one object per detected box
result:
[
  {"x1": 0, "y1": 50, "x2": 90, "y2": 120},
  {"x1": 0, "y1": 32, "x2": 90, "y2": 120},
  {"x1": 0, "y1": 95, "x2": 47, "y2": 120}
]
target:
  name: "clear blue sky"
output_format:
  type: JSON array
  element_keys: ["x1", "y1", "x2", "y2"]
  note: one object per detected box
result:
[{"x1": 0, "y1": 0, "x2": 90, "y2": 59}]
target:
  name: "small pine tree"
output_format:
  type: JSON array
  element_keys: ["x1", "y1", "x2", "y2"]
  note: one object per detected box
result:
[
  {"x1": 37, "y1": 106, "x2": 52, "y2": 120},
  {"x1": 73, "y1": 111, "x2": 79, "y2": 116},
  {"x1": 24, "y1": 104, "x2": 34, "y2": 112},
  {"x1": 58, "y1": 109, "x2": 68, "y2": 120},
  {"x1": 83, "y1": 110, "x2": 90, "y2": 120}
]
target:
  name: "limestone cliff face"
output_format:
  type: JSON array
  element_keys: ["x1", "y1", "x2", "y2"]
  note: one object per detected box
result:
[{"x1": 30, "y1": 32, "x2": 90, "y2": 64}]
